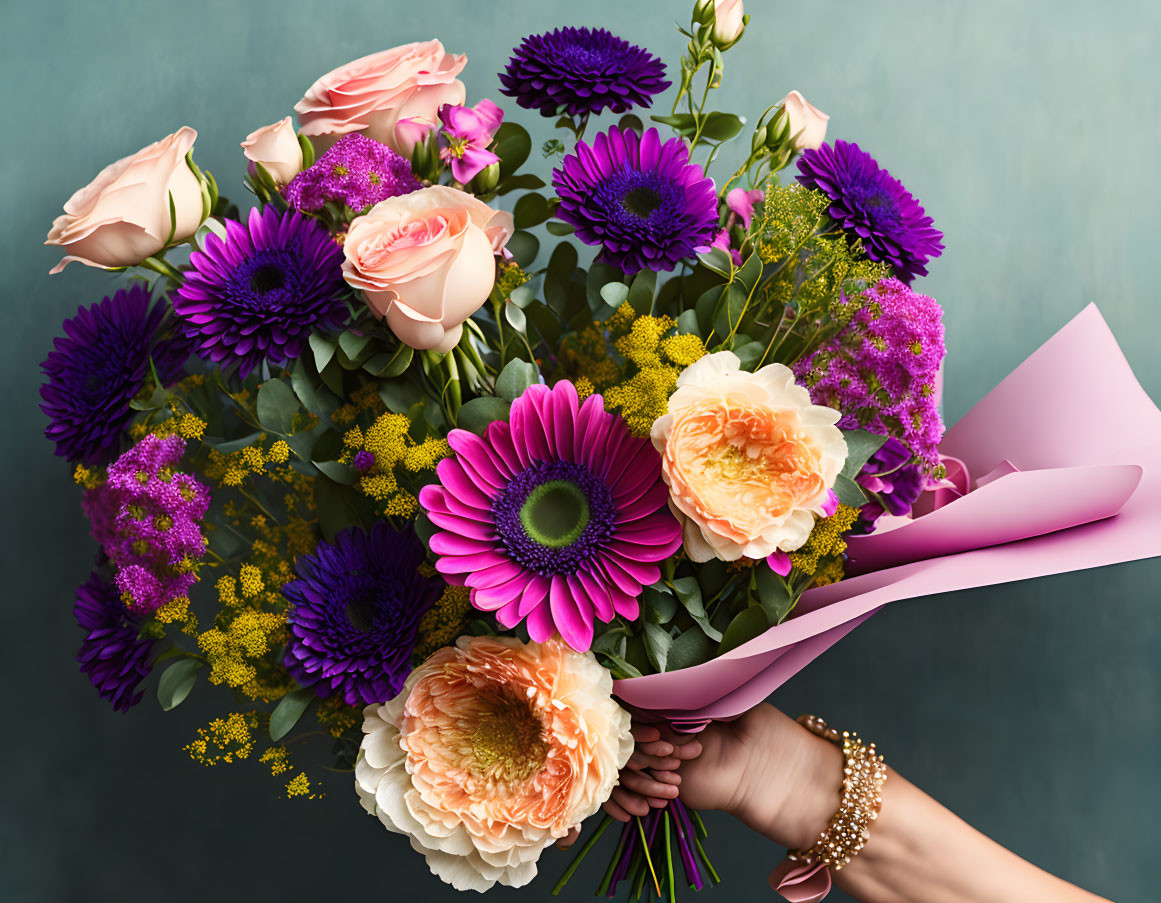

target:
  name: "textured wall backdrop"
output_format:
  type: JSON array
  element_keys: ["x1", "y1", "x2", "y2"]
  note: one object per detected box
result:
[{"x1": 2, "y1": 0, "x2": 1159, "y2": 900}]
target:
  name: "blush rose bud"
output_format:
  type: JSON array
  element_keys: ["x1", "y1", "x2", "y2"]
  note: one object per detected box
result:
[
  {"x1": 241, "y1": 117, "x2": 304, "y2": 185},
  {"x1": 780, "y1": 90, "x2": 830, "y2": 151},
  {"x1": 709, "y1": 0, "x2": 747, "y2": 50}
]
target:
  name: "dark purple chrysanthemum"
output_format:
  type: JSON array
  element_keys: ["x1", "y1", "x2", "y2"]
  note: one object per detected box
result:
[
  {"x1": 40, "y1": 284, "x2": 186, "y2": 465},
  {"x1": 499, "y1": 27, "x2": 669, "y2": 118},
  {"x1": 554, "y1": 127, "x2": 718, "y2": 274},
  {"x1": 282, "y1": 133, "x2": 421, "y2": 213},
  {"x1": 173, "y1": 206, "x2": 347, "y2": 378},
  {"x1": 74, "y1": 570, "x2": 155, "y2": 713},
  {"x1": 796, "y1": 140, "x2": 944, "y2": 282},
  {"x1": 283, "y1": 523, "x2": 441, "y2": 705},
  {"x1": 853, "y1": 436, "x2": 926, "y2": 532}
]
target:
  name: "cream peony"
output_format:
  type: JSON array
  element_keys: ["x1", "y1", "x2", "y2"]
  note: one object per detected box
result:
[
  {"x1": 355, "y1": 636, "x2": 633, "y2": 892},
  {"x1": 45, "y1": 127, "x2": 206, "y2": 274},
  {"x1": 651, "y1": 351, "x2": 848, "y2": 561},
  {"x1": 241, "y1": 116, "x2": 303, "y2": 185},
  {"x1": 295, "y1": 40, "x2": 467, "y2": 155},
  {"x1": 780, "y1": 90, "x2": 830, "y2": 151},
  {"x1": 342, "y1": 186, "x2": 513, "y2": 352}
]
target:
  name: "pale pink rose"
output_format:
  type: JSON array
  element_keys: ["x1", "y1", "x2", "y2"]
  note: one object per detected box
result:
[
  {"x1": 780, "y1": 90, "x2": 830, "y2": 151},
  {"x1": 295, "y1": 40, "x2": 467, "y2": 155},
  {"x1": 240, "y1": 116, "x2": 303, "y2": 185},
  {"x1": 342, "y1": 186, "x2": 514, "y2": 352},
  {"x1": 651, "y1": 351, "x2": 848, "y2": 561},
  {"x1": 711, "y1": 0, "x2": 746, "y2": 47},
  {"x1": 45, "y1": 127, "x2": 206, "y2": 274},
  {"x1": 356, "y1": 636, "x2": 633, "y2": 891}
]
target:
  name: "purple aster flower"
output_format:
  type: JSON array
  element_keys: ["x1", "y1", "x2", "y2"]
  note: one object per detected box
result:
[
  {"x1": 797, "y1": 140, "x2": 944, "y2": 282},
  {"x1": 40, "y1": 284, "x2": 186, "y2": 465},
  {"x1": 283, "y1": 522, "x2": 440, "y2": 705},
  {"x1": 418, "y1": 380, "x2": 682, "y2": 653},
  {"x1": 499, "y1": 27, "x2": 669, "y2": 118},
  {"x1": 96, "y1": 434, "x2": 211, "y2": 614},
  {"x1": 173, "y1": 206, "x2": 347, "y2": 379},
  {"x1": 282, "y1": 133, "x2": 421, "y2": 213},
  {"x1": 795, "y1": 278, "x2": 946, "y2": 465},
  {"x1": 853, "y1": 436, "x2": 926, "y2": 532},
  {"x1": 437, "y1": 99, "x2": 503, "y2": 184},
  {"x1": 554, "y1": 127, "x2": 719, "y2": 274},
  {"x1": 74, "y1": 570, "x2": 155, "y2": 713}
]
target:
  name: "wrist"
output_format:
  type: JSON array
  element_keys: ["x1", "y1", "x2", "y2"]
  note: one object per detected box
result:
[{"x1": 729, "y1": 710, "x2": 843, "y2": 850}]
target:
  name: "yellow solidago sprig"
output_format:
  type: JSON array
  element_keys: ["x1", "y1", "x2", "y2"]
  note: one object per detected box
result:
[
  {"x1": 789, "y1": 503, "x2": 861, "y2": 577},
  {"x1": 185, "y1": 711, "x2": 262, "y2": 766},
  {"x1": 342, "y1": 411, "x2": 450, "y2": 517}
]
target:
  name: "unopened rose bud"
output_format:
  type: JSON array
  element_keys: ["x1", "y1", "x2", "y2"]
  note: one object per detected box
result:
[
  {"x1": 780, "y1": 90, "x2": 829, "y2": 151},
  {"x1": 710, "y1": 0, "x2": 746, "y2": 49}
]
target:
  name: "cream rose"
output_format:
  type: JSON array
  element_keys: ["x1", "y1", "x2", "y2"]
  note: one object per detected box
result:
[
  {"x1": 342, "y1": 186, "x2": 513, "y2": 352},
  {"x1": 651, "y1": 351, "x2": 848, "y2": 561},
  {"x1": 241, "y1": 116, "x2": 303, "y2": 185},
  {"x1": 781, "y1": 90, "x2": 830, "y2": 151},
  {"x1": 711, "y1": 0, "x2": 746, "y2": 47},
  {"x1": 356, "y1": 636, "x2": 633, "y2": 892},
  {"x1": 295, "y1": 40, "x2": 467, "y2": 155},
  {"x1": 45, "y1": 127, "x2": 206, "y2": 274}
]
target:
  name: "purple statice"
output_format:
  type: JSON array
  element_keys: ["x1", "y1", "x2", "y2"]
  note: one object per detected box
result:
[
  {"x1": 282, "y1": 522, "x2": 441, "y2": 705},
  {"x1": 795, "y1": 278, "x2": 946, "y2": 466},
  {"x1": 853, "y1": 436, "x2": 926, "y2": 532},
  {"x1": 74, "y1": 570, "x2": 155, "y2": 713},
  {"x1": 500, "y1": 27, "x2": 669, "y2": 118},
  {"x1": 352, "y1": 450, "x2": 375, "y2": 473},
  {"x1": 40, "y1": 284, "x2": 186, "y2": 465},
  {"x1": 797, "y1": 140, "x2": 944, "y2": 283},
  {"x1": 93, "y1": 434, "x2": 211, "y2": 614},
  {"x1": 283, "y1": 133, "x2": 421, "y2": 213},
  {"x1": 554, "y1": 127, "x2": 719, "y2": 274},
  {"x1": 173, "y1": 206, "x2": 347, "y2": 379}
]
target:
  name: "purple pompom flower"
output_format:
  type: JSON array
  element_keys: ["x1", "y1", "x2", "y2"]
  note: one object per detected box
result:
[
  {"x1": 282, "y1": 133, "x2": 421, "y2": 213},
  {"x1": 797, "y1": 140, "x2": 944, "y2": 282},
  {"x1": 173, "y1": 206, "x2": 347, "y2": 378},
  {"x1": 500, "y1": 27, "x2": 669, "y2": 118},
  {"x1": 554, "y1": 127, "x2": 719, "y2": 274},
  {"x1": 437, "y1": 99, "x2": 503, "y2": 184},
  {"x1": 283, "y1": 523, "x2": 441, "y2": 705},
  {"x1": 40, "y1": 284, "x2": 186, "y2": 465},
  {"x1": 74, "y1": 570, "x2": 155, "y2": 713},
  {"x1": 418, "y1": 380, "x2": 682, "y2": 653}
]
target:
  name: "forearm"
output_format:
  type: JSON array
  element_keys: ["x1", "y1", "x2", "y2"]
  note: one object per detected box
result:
[{"x1": 728, "y1": 707, "x2": 1110, "y2": 903}]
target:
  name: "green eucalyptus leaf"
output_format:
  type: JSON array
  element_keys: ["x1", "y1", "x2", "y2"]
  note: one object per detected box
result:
[
  {"x1": 309, "y1": 332, "x2": 336, "y2": 372},
  {"x1": 595, "y1": 651, "x2": 644, "y2": 680},
  {"x1": 457, "y1": 396, "x2": 511, "y2": 434},
  {"x1": 839, "y1": 430, "x2": 889, "y2": 480},
  {"x1": 337, "y1": 330, "x2": 372, "y2": 362},
  {"x1": 507, "y1": 230, "x2": 539, "y2": 267},
  {"x1": 495, "y1": 359, "x2": 540, "y2": 402},
  {"x1": 157, "y1": 658, "x2": 200, "y2": 711},
  {"x1": 256, "y1": 379, "x2": 300, "y2": 435},
  {"x1": 675, "y1": 309, "x2": 700, "y2": 336},
  {"x1": 497, "y1": 172, "x2": 546, "y2": 195},
  {"x1": 365, "y1": 344, "x2": 414, "y2": 379},
  {"x1": 628, "y1": 269, "x2": 657, "y2": 314},
  {"x1": 513, "y1": 192, "x2": 550, "y2": 229},
  {"x1": 413, "y1": 509, "x2": 437, "y2": 553},
  {"x1": 833, "y1": 472, "x2": 868, "y2": 507},
  {"x1": 618, "y1": 114, "x2": 645, "y2": 134},
  {"x1": 314, "y1": 476, "x2": 366, "y2": 542},
  {"x1": 269, "y1": 686, "x2": 316, "y2": 741},
  {"x1": 643, "y1": 585, "x2": 679, "y2": 624},
  {"x1": 493, "y1": 122, "x2": 532, "y2": 176},
  {"x1": 672, "y1": 576, "x2": 723, "y2": 642},
  {"x1": 291, "y1": 360, "x2": 336, "y2": 424},
  {"x1": 204, "y1": 431, "x2": 263, "y2": 454},
  {"x1": 643, "y1": 622, "x2": 673, "y2": 672},
  {"x1": 754, "y1": 563, "x2": 794, "y2": 623},
  {"x1": 545, "y1": 220, "x2": 575, "y2": 236},
  {"x1": 505, "y1": 302, "x2": 528, "y2": 332},
  {"x1": 378, "y1": 379, "x2": 424, "y2": 413},
  {"x1": 718, "y1": 606, "x2": 770, "y2": 655},
  {"x1": 732, "y1": 340, "x2": 765, "y2": 371},
  {"x1": 313, "y1": 459, "x2": 357, "y2": 486},
  {"x1": 667, "y1": 628, "x2": 717, "y2": 672},
  {"x1": 599, "y1": 282, "x2": 630, "y2": 307},
  {"x1": 697, "y1": 247, "x2": 733, "y2": 277},
  {"x1": 699, "y1": 112, "x2": 746, "y2": 142}
]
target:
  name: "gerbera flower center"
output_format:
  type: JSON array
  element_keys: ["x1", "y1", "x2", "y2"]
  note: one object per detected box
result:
[
  {"x1": 468, "y1": 689, "x2": 549, "y2": 785},
  {"x1": 344, "y1": 586, "x2": 381, "y2": 633},
  {"x1": 519, "y1": 479, "x2": 591, "y2": 547},
  {"x1": 249, "y1": 262, "x2": 287, "y2": 294},
  {"x1": 621, "y1": 184, "x2": 663, "y2": 218}
]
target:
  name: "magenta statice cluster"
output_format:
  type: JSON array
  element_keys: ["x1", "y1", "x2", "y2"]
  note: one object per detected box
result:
[
  {"x1": 795, "y1": 278, "x2": 946, "y2": 465},
  {"x1": 84, "y1": 434, "x2": 211, "y2": 614},
  {"x1": 283, "y1": 133, "x2": 421, "y2": 213}
]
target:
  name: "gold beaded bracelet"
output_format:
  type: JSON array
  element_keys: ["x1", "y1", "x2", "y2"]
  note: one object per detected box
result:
[{"x1": 786, "y1": 714, "x2": 887, "y2": 871}]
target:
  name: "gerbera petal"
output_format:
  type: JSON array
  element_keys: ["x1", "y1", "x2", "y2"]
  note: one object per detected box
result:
[{"x1": 550, "y1": 575, "x2": 594, "y2": 652}]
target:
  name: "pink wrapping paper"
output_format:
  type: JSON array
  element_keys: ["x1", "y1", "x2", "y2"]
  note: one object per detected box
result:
[{"x1": 613, "y1": 304, "x2": 1161, "y2": 723}]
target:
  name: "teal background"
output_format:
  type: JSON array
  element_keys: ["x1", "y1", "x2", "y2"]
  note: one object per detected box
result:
[{"x1": 2, "y1": 0, "x2": 1159, "y2": 900}]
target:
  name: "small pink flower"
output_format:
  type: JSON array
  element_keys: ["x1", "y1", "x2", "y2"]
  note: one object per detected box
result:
[
  {"x1": 726, "y1": 187, "x2": 764, "y2": 230},
  {"x1": 438, "y1": 99, "x2": 503, "y2": 184},
  {"x1": 710, "y1": 228, "x2": 742, "y2": 266}
]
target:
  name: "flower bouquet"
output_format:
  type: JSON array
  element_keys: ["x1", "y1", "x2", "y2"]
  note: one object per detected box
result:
[{"x1": 41, "y1": 0, "x2": 1161, "y2": 899}]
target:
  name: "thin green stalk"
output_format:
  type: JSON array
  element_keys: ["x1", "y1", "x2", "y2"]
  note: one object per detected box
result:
[
  {"x1": 552, "y1": 815, "x2": 613, "y2": 895},
  {"x1": 597, "y1": 821, "x2": 630, "y2": 896},
  {"x1": 664, "y1": 812, "x2": 676, "y2": 903}
]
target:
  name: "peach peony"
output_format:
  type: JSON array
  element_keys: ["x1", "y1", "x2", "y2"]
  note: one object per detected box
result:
[
  {"x1": 45, "y1": 127, "x2": 206, "y2": 274},
  {"x1": 651, "y1": 351, "x2": 847, "y2": 561},
  {"x1": 295, "y1": 40, "x2": 467, "y2": 156},
  {"x1": 342, "y1": 186, "x2": 513, "y2": 352},
  {"x1": 355, "y1": 636, "x2": 633, "y2": 891}
]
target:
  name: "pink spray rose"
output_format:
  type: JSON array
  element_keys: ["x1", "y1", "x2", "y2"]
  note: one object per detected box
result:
[
  {"x1": 295, "y1": 40, "x2": 467, "y2": 156},
  {"x1": 45, "y1": 127, "x2": 206, "y2": 274},
  {"x1": 342, "y1": 186, "x2": 514, "y2": 352},
  {"x1": 241, "y1": 116, "x2": 304, "y2": 185}
]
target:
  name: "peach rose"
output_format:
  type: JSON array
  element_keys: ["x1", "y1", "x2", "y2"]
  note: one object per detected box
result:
[
  {"x1": 241, "y1": 116, "x2": 303, "y2": 185},
  {"x1": 295, "y1": 40, "x2": 467, "y2": 155},
  {"x1": 355, "y1": 636, "x2": 633, "y2": 892},
  {"x1": 651, "y1": 351, "x2": 848, "y2": 561},
  {"x1": 45, "y1": 127, "x2": 206, "y2": 274},
  {"x1": 711, "y1": 0, "x2": 746, "y2": 47},
  {"x1": 780, "y1": 90, "x2": 830, "y2": 151},
  {"x1": 342, "y1": 186, "x2": 513, "y2": 352}
]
